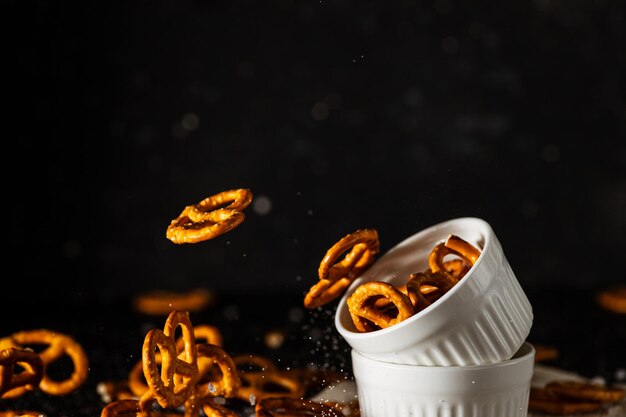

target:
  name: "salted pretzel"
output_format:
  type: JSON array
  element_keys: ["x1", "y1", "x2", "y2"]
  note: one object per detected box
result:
[
  {"x1": 142, "y1": 310, "x2": 199, "y2": 408},
  {"x1": 194, "y1": 343, "x2": 240, "y2": 398},
  {"x1": 304, "y1": 229, "x2": 380, "y2": 309},
  {"x1": 428, "y1": 234, "x2": 480, "y2": 279},
  {"x1": 255, "y1": 397, "x2": 342, "y2": 417},
  {"x1": 133, "y1": 288, "x2": 215, "y2": 316},
  {"x1": 0, "y1": 347, "x2": 44, "y2": 399},
  {"x1": 406, "y1": 271, "x2": 457, "y2": 312},
  {"x1": 1, "y1": 329, "x2": 88, "y2": 396},
  {"x1": 346, "y1": 281, "x2": 416, "y2": 332},
  {"x1": 166, "y1": 188, "x2": 253, "y2": 244}
]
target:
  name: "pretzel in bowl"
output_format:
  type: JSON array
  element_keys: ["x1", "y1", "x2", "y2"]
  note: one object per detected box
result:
[
  {"x1": 0, "y1": 347, "x2": 44, "y2": 399},
  {"x1": 346, "y1": 281, "x2": 416, "y2": 332},
  {"x1": 255, "y1": 397, "x2": 342, "y2": 417},
  {"x1": 428, "y1": 234, "x2": 481, "y2": 280},
  {"x1": 166, "y1": 188, "x2": 253, "y2": 244},
  {"x1": 304, "y1": 229, "x2": 380, "y2": 309},
  {"x1": 0, "y1": 329, "x2": 88, "y2": 396},
  {"x1": 406, "y1": 271, "x2": 457, "y2": 312},
  {"x1": 142, "y1": 310, "x2": 199, "y2": 408}
]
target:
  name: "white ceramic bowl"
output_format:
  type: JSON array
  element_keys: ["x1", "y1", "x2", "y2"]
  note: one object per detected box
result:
[
  {"x1": 335, "y1": 217, "x2": 533, "y2": 366},
  {"x1": 352, "y1": 342, "x2": 536, "y2": 417}
]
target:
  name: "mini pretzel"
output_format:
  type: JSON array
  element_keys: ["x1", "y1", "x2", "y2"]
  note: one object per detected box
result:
[
  {"x1": 346, "y1": 281, "x2": 416, "y2": 332},
  {"x1": 194, "y1": 343, "x2": 240, "y2": 398},
  {"x1": 3, "y1": 329, "x2": 88, "y2": 396},
  {"x1": 545, "y1": 380, "x2": 625, "y2": 403},
  {"x1": 166, "y1": 189, "x2": 253, "y2": 244},
  {"x1": 142, "y1": 310, "x2": 199, "y2": 408},
  {"x1": 304, "y1": 229, "x2": 379, "y2": 309},
  {"x1": 133, "y1": 288, "x2": 215, "y2": 316},
  {"x1": 0, "y1": 348, "x2": 44, "y2": 399},
  {"x1": 428, "y1": 234, "x2": 480, "y2": 278},
  {"x1": 406, "y1": 271, "x2": 457, "y2": 312},
  {"x1": 528, "y1": 386, "x2": 602, "y2": 415},
  {"x1": 255, "y1": 397, "x2": 341, "y2": 417}
]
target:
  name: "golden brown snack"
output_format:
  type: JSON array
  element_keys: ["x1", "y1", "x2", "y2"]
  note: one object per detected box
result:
[
  {"x1": 255, "y1": 397, "x2": 342, "y2": 417},
  {"x1": 406, "y1": 271, "x2": 457, "y2": 312},
  {"x1": 236, "y1": 370, "x2": 305, "y2": 403},
  {"x1": 100, "y1": 399, "x2": 142, "y2": 417},
  {"x1": 2, "y1": 329, "x2": 88, "y2": 396},
  {"x1": 428, "y1": 234, "x2": 481, "y2": 279},
  {"x1": 201, "y1": 396, "x2": 239, "y2": 417},
  {"x1": 596, "y1": 285, "x2": 626, "y2": 314},
  {"x1": 0, "y1": 347, "x2": 44, "y2": 399},
  {"x1": 133, "y1": 288, "x2": 215, "y2": 316},
  {"x1": 166, "y1": 188, "x2": 253, "y2": 244},
  {"x1": 304, "y1": 229, "x2": 379, "y2": 309},
  {"x1": 142, "y1": 310, "x2": 198, "y2": 408},
  {"x1": 545, "y1": 380, "x2": 625, "y2": 403},
  {"x1": 346, "y1": 281, "x2": 416, "y2": 332},
  {"x1": 0, "y1": 412, "x2": 46, "y2": 417},
  {"x1": 528, "y1": 386, "x2": 603, "y2": 415},
  {"x1": 194, "y1": 343, "x2": 240, "y2": 398}
]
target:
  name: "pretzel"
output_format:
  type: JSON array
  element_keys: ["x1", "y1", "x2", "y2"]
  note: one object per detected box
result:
[
  {"x1": 441, "y1": 259, "x2": 471, "y2": 280},
  {"x1": 545, "y1": 380, "x2": 625, "y2": 403},
  {"x1": 133, "y1": 288, "x2": 215, "y2": 316},
  {"x1": 166, "y1": 188, "x2": 253, "y2": 244},
  {"x1": 0, "y1": 347, "x2": 44, "y2": 399},
  {"x1": 428, "y1": 234, "x2": 480, "y2": 279},
  {"x1": 346, "y1": 281, "x2": 416, "y2": 332},
  {"x1": 142, "y1": 310, "x2": 199, "y2": 408},
  {"x1": 533, "y1": 344, "x2": 559, "y2": 363},
  {"x1": 255, "y1": 397, "x2": 341, "y2": 417},
  {"x1": 528, "y1": 386, "x2": 602, "y2": 415},
  {"x1": 0, "y1": 412, "x2": 45, "y2": 417},
  {"x1": 236, "y1": 370, "x2": 305, "y2": 402},
  {"x1": 596, "y1": 285, "x2": 626, "y2": 314},
  {"x1": 2, "y1": 329, "x2": 88, "y2": 395},
  {"x1": 194, "y1": 343, "x2": 240, "y2": 398},
  {"x1": 406, "y1": 271, "x2": 457, "y2": 312},
  {"x1": 304, "y1": 229, "x2": 379, "y2": 309}
]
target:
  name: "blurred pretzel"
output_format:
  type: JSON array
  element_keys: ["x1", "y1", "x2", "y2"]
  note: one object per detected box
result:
[
  {"x1": 166, "y1": 188, "x2": 253, "y2": 244},
  {"x1": 596, "y1": 285, "x2": 626, "y2": 314},
  {"x1": 133, "y1": 288, "x2": 215, "y2": 316},
  {"x1": 406, "y1": 271, "x2": 457, "y2": 312},
  {"x1": 0, "y1": 347, "x2": 44, "y2": 399},
  {"x1": 236, "y1": 370, "x2": 305, "y2": 402},
  {"x1": 347, "y1": 281, "x2": 415, "y2": 332},
  {"x1": 142, "y1": 310, "x2": 198, "y2": 408},
  {"x1": 201, "y1": 396, "x2": 239, "y2": 417},
  {"x1": 0, "y1": 412, "x2": 45, "y2": 417},
  {"x1": 429, "y1": 234, "x2": 480, "y2": 279},
  {"x1": 545, "y1": 380, "x2": 625, "y2": 403},
  {"x1": 304, "y1": 229, "x2": 380, "y2": 309},
  {"x1": 528, "y1": 386, "x2": 602, "y2": 415},
  {"x1": 255, "y1": 397, "x2": 341, "y2": 417},
  {"x1": 2, "y1": 329, "x2": 88, "y2": 395}
]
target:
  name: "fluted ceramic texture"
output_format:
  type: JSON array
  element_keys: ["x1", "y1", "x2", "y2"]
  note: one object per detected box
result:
[
  {"x1": 336, "y1": 217, "x2": 533, "y2": 366},
  {"x1": 352, "y1": 343, "x2": 535, "y2": 417}
]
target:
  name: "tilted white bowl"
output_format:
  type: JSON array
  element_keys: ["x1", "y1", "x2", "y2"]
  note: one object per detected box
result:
[
  {"x1": 352, "y1": 342, "x2": 536, "y2": 417},
  {"x1": 335, "y1": 217, "x2": 533, "y2": 366}
]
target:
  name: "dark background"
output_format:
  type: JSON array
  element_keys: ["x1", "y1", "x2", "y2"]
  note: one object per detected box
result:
[{"x1": 3, "y1": 1, "x2": 625, "y2": 415}]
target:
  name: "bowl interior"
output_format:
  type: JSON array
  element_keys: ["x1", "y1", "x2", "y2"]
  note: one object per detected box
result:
[{"x1": 335, "y1": 217, "x2": 491, "y2": 335}]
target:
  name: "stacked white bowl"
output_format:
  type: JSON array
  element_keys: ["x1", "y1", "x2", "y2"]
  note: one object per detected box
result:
[{"x1": 334, "y1": 217, "x2": 535, "y2": 417}]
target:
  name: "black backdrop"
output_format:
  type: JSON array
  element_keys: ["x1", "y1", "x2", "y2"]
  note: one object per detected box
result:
[{"x1": 2, "y1": 1, "x2": 625, "y2": 414}]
